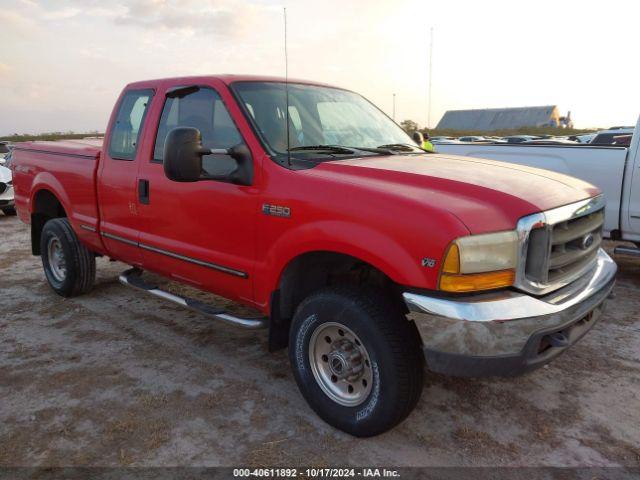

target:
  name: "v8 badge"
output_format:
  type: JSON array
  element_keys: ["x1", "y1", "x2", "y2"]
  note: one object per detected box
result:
[{"x1": 421, "y1": 257, "x2": 436, "y2": 268}]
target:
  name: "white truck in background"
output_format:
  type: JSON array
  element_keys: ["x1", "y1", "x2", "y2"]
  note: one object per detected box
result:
[{"x1": 435, "y1": 117, "x2": 640, "y2": 256}]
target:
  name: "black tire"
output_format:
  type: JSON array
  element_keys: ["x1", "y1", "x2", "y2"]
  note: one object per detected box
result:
[
  {"x1": 40, "y1": 218, "x2": 95, "y2": 297},
  {"x1": 289, "y1": 286, "x2": 424, "y2": 437},
  {"x1": 2, "y1": 207, "x2": 16, "y2": 216}
]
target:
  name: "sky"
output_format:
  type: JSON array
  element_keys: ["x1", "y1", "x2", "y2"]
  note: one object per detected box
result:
[{"x1": 1, "y1": 0, "x2": 639, "y2": 136}]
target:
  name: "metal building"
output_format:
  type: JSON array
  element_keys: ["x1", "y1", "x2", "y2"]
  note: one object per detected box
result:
[{"x1": 436, "y1": 106, "x2": 572, "y2": 131}]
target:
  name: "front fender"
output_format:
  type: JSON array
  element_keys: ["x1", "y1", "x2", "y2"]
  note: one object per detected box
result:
[{"x1": 255, "y1": 219, "x2": 447, "y2": 308}]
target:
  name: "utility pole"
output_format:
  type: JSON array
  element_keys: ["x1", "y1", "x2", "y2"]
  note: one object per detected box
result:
[
  {"x1": 427, "y1": 27, "x2": 433, "y2": 129},
  {"x1": 392, "y1": 93, "x2": 396, "y2": 121}
]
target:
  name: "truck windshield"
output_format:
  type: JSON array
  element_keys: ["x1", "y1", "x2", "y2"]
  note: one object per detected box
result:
[{"x1": 231, "y1": 82, "x2": 419, "y2": 159}]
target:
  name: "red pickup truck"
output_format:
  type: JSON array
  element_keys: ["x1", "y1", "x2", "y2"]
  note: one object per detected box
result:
[{"x1": 11, "y1": 75, "x2": 617, "y2": 436}]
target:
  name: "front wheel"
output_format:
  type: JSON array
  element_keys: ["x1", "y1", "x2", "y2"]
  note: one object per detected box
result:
[
  {"x1": 40, "y1": 218, "x2": 96, "y2": 297},
  {"x1": 289, "y1": 287, "x2": 424, "y2": 437}
]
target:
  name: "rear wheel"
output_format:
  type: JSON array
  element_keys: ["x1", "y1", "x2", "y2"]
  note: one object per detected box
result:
[
  {"x1": 289, "y1": 286, "x2": 424, "y2": 437},
  {"x1": 2, "y1": 207, "x2": 16, "y2": 216},
  {"x1": 40, "y1": 218, "x2": 95, "y2": 297}
]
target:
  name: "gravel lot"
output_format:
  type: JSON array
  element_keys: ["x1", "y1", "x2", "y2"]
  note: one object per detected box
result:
[{"x1": 1, "y1": 212, "x2": 639, "y2": 468}]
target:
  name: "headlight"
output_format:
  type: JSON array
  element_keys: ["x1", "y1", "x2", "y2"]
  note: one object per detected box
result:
[{"x1": 439, "y1": 231, "x2": 518, "y2": 292}]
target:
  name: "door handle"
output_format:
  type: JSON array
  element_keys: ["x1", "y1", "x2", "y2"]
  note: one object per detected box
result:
[{"x1": 138, "y1": 179, "x2": 150, "y2": 205}]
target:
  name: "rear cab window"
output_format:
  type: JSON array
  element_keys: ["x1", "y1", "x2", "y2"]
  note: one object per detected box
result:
[{"x1": 108, "y1": 89, "x2": 154, "y2": 160}]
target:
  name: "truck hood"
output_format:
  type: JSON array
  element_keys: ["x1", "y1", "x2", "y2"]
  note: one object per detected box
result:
[{"x1": 312, "y1": 154, "x2": 600, "y2": 234}]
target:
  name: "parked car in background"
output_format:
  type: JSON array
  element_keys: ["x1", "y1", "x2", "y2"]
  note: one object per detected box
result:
[
  {"x1": 0, "y1": 164, "x2": 15, "y2": 215},
  {"x1": 522, "y1": 137, "x2": 579, "y2": 145},
  {"x1": 0, "y1": 142, "x2": 9, "y2": 165},
  {"x1": 1, "y1": 147, "x2": 13, "y2": 169},
  {"x1": 457, "y1": 135, "x2": 487, "y2": 142},
  {"x1": 431, "y1": 137, "x2": 462, "y2": 144},
  {"x1": 610, "y1": 135, "x2": 632, "y2": 147},
  {"x1": 570, "y1": 133, "x2": 597, "y2": 144},
  {"x1": 0, "y1": 143, "x2": 12, "y2": 166},
  {"x1": 590, "y1": 127, "x2": 635, "y2": 145},
  {"x1": 502, "y1": 135, "x2": 540, "y2": 143},
  {"x1": 430, "y1": 136, "x2": 455, "y2": 142}
]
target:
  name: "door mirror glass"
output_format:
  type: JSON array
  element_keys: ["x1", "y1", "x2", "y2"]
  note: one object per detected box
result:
[
  {"x1": 163, "y1": 126, "x2": 253, "y2": 185},
  {"x1": 163, "y1": 127, "x2": 207, "y2": 182}
]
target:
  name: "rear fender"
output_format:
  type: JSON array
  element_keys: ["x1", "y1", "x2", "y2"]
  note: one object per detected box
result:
[{"x1": 30, "y1": 172, "x2": 72, "y2": 219}]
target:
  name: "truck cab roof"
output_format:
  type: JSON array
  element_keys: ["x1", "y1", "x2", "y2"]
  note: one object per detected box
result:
[{"x1": 125, "y1": 74, "x2": 337, "y2": 90}]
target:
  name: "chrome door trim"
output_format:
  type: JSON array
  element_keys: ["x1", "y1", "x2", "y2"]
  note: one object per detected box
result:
[
  {"x1": 138, "y1": 242, "x2": 248, "y2": 278},
  {"x1": 100, "y1": 231, "x2": 248, "y2": 278},
  {"x1": 101, "y1": 231, "x2": 138, "y2": 247}
]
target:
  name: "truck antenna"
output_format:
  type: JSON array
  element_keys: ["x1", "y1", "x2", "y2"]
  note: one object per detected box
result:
[{"x1": 284, "y1": 7, "x2": 291, "y2": 167}]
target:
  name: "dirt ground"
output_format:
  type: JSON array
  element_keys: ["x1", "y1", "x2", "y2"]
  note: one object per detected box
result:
[{"x1": 1, "y1": 212, "x2": 639, "y2": 468}]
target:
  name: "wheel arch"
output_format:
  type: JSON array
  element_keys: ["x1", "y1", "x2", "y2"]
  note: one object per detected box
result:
[
  {"x1": 30, "y1": 187, "x2": 68, "y2": 255},
  {"x1": 268, "y1": 248, "x2": 410, "y2": 352}
]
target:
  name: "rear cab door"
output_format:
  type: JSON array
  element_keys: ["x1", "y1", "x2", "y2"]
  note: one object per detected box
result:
[{"x1": 98, "y1": 85, "x2": 157, "y2": 265}]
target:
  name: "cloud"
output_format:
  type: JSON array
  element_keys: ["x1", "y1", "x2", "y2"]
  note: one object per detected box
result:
[
  {"x1": 0, "y1": 9, "x2": 37, "y2": 34},
  {"x1": 42, "y1": 7, "x2": 81, "y2": 20},
  {"x1": 110, "y1": 0, "x2": 265, "y2": 38}
]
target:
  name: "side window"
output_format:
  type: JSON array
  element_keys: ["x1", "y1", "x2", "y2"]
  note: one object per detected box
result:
[
  {"x1": 108, "y1": 89, "x2": 154, "y2": 160},
  {"x1": 153, "y1": 88, "x2": 243, "y2": 177}
]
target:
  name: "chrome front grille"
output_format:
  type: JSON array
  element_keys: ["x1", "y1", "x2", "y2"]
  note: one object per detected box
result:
[
  {"x1": 516, "y1": 196, "x2": 606, "y2": 295},
  {"x1": 548, "y1": 211, "x2": 603, "y2": 282}
]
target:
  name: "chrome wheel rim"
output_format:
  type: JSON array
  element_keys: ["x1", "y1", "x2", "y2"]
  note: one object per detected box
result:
[
  {"x1": 47, "y1": 236, "x2": 66, "y2": 282},
  {"x1": 309, "y1": 322, "x2": 373, "y2": 407}
]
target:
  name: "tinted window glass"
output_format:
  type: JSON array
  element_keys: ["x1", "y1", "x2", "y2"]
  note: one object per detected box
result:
[
  {"x1": 108, "y1": 89, "x2": 153, "y2": 160},
  {"x1": 153, "y1": 88, "x2": 242, "y2": 177}
]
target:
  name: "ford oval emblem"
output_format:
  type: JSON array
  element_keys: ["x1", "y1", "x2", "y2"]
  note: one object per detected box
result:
[{"x1": 581, "y1": 233, "x2": 595, "y2": 250}]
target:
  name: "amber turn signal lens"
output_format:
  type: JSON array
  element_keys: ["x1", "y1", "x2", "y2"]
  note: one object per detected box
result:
[
  {"x1": 439, "y1": 269, "x2": 515, "y2": 293},
  {"x1": 442, "y1": 243, "x2": 460, "y2": 274}
]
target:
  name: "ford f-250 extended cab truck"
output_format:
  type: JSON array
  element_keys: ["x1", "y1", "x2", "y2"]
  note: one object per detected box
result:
[{"x1": 11, "y1": 75, "x2": 617, "y2": 437}]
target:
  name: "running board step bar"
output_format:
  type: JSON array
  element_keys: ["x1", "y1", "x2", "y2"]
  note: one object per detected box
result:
[
  {"x1": 118, "y1": 268, "x2": 267, "y2": 329},
  {"x1": 613, "y1": 246, "x2": 640, "y2": 257}
]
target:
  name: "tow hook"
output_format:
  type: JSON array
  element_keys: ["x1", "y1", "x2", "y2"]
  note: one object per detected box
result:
[{"x1": 548, "y1": 332, "x2": 570, "y2": 348}]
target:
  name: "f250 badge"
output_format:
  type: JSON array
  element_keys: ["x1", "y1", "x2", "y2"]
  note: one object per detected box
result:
[{"x1": 262, "y1": 204, "x2": 291, "y2": 218}]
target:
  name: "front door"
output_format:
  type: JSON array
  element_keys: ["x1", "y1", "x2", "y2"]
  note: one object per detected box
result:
[
  {"x1": 98, "y1": 88, "x2": 155, "y2": 266},
  {"x1": 136, "y1": 84, "x2": 257, "y2": 303}
]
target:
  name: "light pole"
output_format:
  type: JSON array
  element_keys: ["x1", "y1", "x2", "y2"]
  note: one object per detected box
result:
[
  {"x1": 393, "y1": 93, "x2": 396, "y2": 121},
  {"x1": 427, "y1": 27, "x2": 433, "y2": 129}
]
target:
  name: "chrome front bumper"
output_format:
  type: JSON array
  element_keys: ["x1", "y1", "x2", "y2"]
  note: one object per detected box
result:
[{"x1": 403, "y1": 248, "x2": 617, "y2": 376}]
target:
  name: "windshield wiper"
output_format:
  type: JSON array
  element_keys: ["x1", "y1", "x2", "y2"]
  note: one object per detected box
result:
[
  {"x1": 376, "y1": 143, "x2": 422, "y2": 152},
  {"x1": 347, "y1": 146, "x2": 396, "y2": 155},
  {"x1": 288, "y1": 145, "x2": 355, "y2": 154}
]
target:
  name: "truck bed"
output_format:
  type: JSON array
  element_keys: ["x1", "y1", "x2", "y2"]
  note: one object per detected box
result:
[{"x1": 12, "y1": 138, "x2": 104, "y2": 253}]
